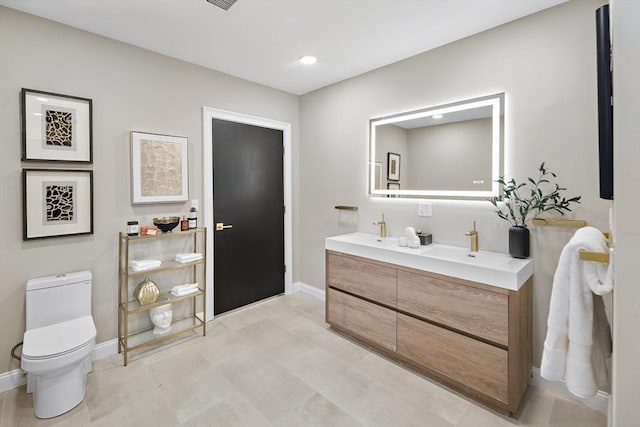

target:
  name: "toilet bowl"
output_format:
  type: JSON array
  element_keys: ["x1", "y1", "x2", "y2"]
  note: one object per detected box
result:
[{"x1": 21, "y1": 272, "x2": 96, "y2": 419}]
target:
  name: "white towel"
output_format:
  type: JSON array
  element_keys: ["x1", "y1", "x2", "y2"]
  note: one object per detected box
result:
[
  {"x1": 130, "y1": 259, "x2": 161, "y2": 271},
  {"x1": 170, "y1": 283, "x2": 200, "y2": 297},
  {"x1": 541, "y1": 226, "x2": 613, "y2": 398},
  {"x1": 175, "y1": 253, "x2": 203, "y2": 263}
]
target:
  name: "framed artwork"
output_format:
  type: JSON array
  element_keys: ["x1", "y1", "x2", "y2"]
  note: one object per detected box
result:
[
  {"x1": 387, "y1": 152, "x2": 401, "y2": 181},
  {"x1": 21, "y1": 88, "x2": 93, "y2": 163},
  {"x1": 130, "y1": 131, "x2": 189, "y2": 204},
  {"x1": 23, "y1": 169, "x2": 93, "y2": 240}
]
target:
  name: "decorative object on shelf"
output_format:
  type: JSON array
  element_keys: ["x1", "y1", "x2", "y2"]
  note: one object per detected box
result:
[
  {"x1": 387, "y1": 152, "x2": 401, "y2": 181},
  {"x1": 152, "y1": 216, "x2": 180, "y2": 233},
  {"x1": 22, "y1": 169, "x2": 93, "y2": 240},
  {"x1": 134, "y1": 277, "x2": 160, "y2": 305},
  {"x1": 489, "y1": 162, "x2": 581, "y2": 259},
  {"x1": 149, "y1": 303, "x2": 172, "y2": 335},
  {"x1": 21, "y1": 88, "x2": 93, "y2": 163},
  {"x1": 130, "y1": 131, "x2": 188, "y2": 204},
  {"x1": 181, "y1": 215, "x2": 189, "y2": 231},
  {"x1": 127, "y1": 221, "x2": 139, "y2": 237}
]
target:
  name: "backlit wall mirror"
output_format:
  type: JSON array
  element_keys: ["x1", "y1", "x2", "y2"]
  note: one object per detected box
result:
[{"x1": 369, "y1": 92, "x2": 504, "y2": 199}]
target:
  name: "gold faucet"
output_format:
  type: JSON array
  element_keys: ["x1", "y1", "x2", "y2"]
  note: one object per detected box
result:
[
  {"x1": 373, "y1": 213, "x2": 387, "y2": 238},
  {"x1": 465, "y1": 221, "x2": 478, "y2": 252}
]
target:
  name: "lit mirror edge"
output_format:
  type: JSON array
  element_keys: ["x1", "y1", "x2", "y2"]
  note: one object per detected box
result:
[{"x1": 368, "y1": 92, "x2": 505, "y2": 200}]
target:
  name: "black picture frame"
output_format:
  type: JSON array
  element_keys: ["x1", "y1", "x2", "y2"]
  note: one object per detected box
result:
[
  {"x1": 21, "y1": 88, "x2": 93, "y2": 163},
  {"x1": 23, "y1": 169, "x2": 94, "y2": 240},
  {"x1": 387, "y1": 152, "x2": 400, "y2": 181}
]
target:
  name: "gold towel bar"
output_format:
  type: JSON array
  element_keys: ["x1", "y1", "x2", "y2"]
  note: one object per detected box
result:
[
  {"x1": 532, "y1": 218, "x2": 610, "y2": 263},
  {"x1": 532, "y1": 218, "x2": 588, "y2": 227},
  {"x1": 579, "y1": 250, "x2": 610, "y2": 263},
  {"x1": 335, "y1": 205, "x2": 358, "y2": 211}
]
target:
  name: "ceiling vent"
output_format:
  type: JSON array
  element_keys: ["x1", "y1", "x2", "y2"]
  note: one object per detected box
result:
[{"x1": 206, "y1": 0, "x2": 237, "y2": 10}]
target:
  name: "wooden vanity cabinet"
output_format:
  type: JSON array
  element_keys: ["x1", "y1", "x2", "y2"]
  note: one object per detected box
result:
[{"x1": 325, "y1": 250, "x2": 532, "y2": 415}]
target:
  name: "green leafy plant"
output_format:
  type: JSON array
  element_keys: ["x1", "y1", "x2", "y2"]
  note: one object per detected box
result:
[{"x1": 489, "y1": 162, "x2": 581, "y2": 227}]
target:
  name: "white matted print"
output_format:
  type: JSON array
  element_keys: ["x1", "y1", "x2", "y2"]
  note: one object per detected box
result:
[
  {"x1": 23, "y1": 169, "x2": 93, "y2": 240},
  {"x1": 130, "y1": 131, "x2": 189, "y2": 204},
  {"x1": 21, "y1": 88, "x2": 92, "y2": 162}
]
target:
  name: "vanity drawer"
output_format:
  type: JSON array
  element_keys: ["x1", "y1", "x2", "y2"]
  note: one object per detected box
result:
[
  {"x1": 397, "y1": 270, "x2": 508, "y2": 346},
  {"x1": 397, "y1": 313, "x2": 508, "y2": 403},
  {"x1": 327, "y1": 252, "x2": 397, "y2": 307},
  {"x1": 327, "y1": 288, "x2": 396, "y2": 351}
]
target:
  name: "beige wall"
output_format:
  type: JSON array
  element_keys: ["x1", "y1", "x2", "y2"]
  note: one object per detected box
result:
[
  {"x1": 0, "y1": 7, "x2": 300, "y2": 370},
  {"x1": 299, "y1": 0, "x2": 611, "y2": 369},
  {"x1": 611, "y1": 1, "x2": 640, "y2": 424}
]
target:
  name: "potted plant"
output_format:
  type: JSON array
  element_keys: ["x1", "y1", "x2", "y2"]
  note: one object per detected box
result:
[{"x1": 489, "y1": 162, "x2": 581, "y2": 258}]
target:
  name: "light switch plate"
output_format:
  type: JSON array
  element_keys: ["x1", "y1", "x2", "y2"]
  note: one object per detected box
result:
[
  {"x1": 190, "y1": 199, "x2": 199, "y2": 210},
  {"x1": 418, "y1": 201, "x2": 432, "y2": 217}
]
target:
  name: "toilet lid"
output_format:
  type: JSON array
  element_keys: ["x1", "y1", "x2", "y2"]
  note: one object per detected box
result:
[{"x1": 23, "y1": 315, "x2": 96, "y2": 360}]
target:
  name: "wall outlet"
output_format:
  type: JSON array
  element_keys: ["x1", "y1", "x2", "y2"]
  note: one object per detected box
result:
[
  {"x1": 190, "y1": 199, "x2": 199, "y2": 210},
  {"x1": 418, "y1": 201, "x2": 432, "y2": 217}
]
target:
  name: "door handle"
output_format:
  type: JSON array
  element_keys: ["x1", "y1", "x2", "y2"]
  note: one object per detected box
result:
[{"x1": 215, "y1": 222, "x2": 233, "y2": 231}]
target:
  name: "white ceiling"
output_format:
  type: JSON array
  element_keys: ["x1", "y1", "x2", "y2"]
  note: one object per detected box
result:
[{"x1": 0, "y1": 0, "x2": 567, "y2": 95}]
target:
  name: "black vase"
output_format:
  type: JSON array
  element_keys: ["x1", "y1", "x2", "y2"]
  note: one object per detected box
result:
[{"x1": 509, "y1": 226, "x2": 530, "y2": 259}]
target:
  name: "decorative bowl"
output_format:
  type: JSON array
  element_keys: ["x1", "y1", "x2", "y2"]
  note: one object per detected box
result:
[{"x1": 152, "y1": 216, "x2": 180, "y2": 233}]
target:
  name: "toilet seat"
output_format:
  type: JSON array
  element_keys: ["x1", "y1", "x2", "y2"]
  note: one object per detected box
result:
[{"x1": 23, "y1": 315, "x2": 96, "y2": 360}]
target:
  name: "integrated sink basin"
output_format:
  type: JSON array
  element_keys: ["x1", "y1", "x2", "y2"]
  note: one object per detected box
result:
[{"x1": 325, "y1": 232, "x2": 533, "y2": 290}]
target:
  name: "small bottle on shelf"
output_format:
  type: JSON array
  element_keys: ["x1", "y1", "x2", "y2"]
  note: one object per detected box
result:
[
  {"x1": 188, "y1": 208, "x2": 197, "y2": 229},
  {"x1": 181, "y1": 215, "x2": 189, "y2": 231}
]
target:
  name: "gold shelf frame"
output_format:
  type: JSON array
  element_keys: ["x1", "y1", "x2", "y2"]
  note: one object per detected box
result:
[
  {"x1": 532, "y1": 218, "x2": 610, "y2": 264},
  {"x1": 335, "y1": 205, "x2": 358, "y2": 211}
]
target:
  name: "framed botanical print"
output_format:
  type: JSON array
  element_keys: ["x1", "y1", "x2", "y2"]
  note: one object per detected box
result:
[
  {"x1": 21, "y1": 88, "x2": 93, "y2": 163},
  {"x1": 130, "y1": 131, "x2": 189, "y2": 204},
  {"x1": 23, "y1": 169, "x2": 93, "y2": 240},
  {"x1": 387, "y1": 152, "x2": 401, "y2": 181}
]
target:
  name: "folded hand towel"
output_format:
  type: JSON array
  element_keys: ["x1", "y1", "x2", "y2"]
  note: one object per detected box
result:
[
  {"x1": 130, "y1": 260, "x2": 161, "y2": 271},
  {"x1": 170, "y1": 283, "x2": 199, "y2": 296},
  {"x1": 541, "y1": 226, "x2": 612, "y2": 398},
  {"x1": 171, "y1": 283, "x2": 199, "y2": 293},
  {"x1": 175, "y1": 253, "x2": 203, "y2": 263},
  {"x1": 130, "y1": 259, "x2": 162, "y2": 267}
]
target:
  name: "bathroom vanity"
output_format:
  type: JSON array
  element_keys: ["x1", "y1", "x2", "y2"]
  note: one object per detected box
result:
[{"x1": 325, "y1": 232, "x2": 533, "y2": 415}]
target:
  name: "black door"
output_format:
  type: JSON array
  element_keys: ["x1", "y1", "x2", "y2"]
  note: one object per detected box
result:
[{"x1": 212, "y1": 119, "x2": 284, "y2": 315}]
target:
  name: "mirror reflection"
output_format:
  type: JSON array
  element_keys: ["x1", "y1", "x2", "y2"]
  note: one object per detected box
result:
[{"x1": 369, "y1": 93, "x2": 504, "y2": 198}]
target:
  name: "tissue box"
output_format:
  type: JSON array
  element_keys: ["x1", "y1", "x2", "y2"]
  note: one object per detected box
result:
[{"x1": 418, "y1": 233, "x2": 432, "y2": 246}]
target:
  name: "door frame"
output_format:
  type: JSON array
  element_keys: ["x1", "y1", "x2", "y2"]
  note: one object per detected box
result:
[{"x1": 202, "y1": 107, "x2": 293, "y2": 321}]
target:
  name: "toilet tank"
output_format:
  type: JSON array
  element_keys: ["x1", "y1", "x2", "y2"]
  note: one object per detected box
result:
[{"x1": 26, "y1": 271, "x2": 92, "y2": 331}]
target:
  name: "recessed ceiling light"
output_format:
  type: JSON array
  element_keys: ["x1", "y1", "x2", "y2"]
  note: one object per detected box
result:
[
  {"x1": 300, "y1": 56, "x2": 317, "y2": 65},
  {"x1": 432, "y1": 114, "x2": 443, "y2": 119}
]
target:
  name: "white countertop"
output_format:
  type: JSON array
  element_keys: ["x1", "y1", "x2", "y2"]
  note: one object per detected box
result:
[{"x1": 325, "y1": 232, "x2": 533, "y2": 291}]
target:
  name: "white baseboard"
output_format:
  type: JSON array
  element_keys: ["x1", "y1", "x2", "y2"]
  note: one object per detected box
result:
[
  {"x1": 92, "y1": 338, "x2": 119, "y2": 361},
  {"x1": 531, "y1": 367, "x2": 609, "y2": 414},
  {"x1": 293, "y1": 281, "x2": 325, "y2": 301},
  {"x1": 0, "y1": 338, "x2": 120, "y2": 394},
  {"x1": 0, "y1": 368, "x2": 26, "y2": 394}
]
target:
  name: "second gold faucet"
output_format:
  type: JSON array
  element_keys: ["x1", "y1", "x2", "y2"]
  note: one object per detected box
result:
[
  {"x1": 465, "y1": 221, "x2": 479, "y2": 252},
  {"x1": 374, "y1": 213, "x2": 387, "y2": 238}
]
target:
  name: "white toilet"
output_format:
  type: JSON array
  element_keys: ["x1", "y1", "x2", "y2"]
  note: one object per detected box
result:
[{"x1": 21, "y1": 271, "x2": 96, "y2": 419}]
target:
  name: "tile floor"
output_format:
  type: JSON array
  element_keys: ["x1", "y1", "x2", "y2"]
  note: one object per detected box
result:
[{"x1": 0, "y1": 292, "x2": 607, "y2": 426}]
